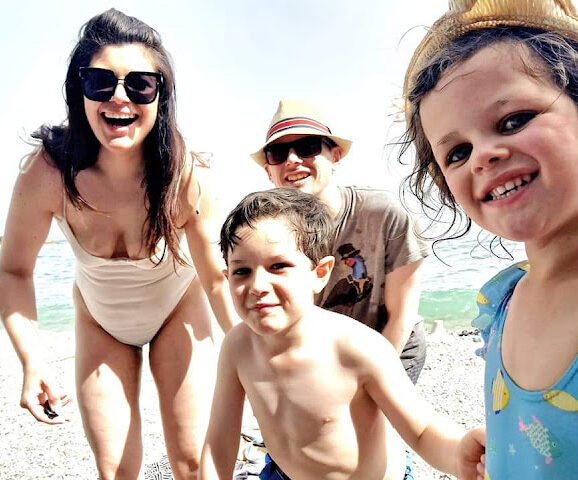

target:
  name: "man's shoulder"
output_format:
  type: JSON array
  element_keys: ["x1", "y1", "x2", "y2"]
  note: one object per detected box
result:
[
  {"x1": 341, "y1": 185, "x2": 408, "y2": 219},
  {"x1": 344, "y1": 185, "x2": 395, "y2": 201}
]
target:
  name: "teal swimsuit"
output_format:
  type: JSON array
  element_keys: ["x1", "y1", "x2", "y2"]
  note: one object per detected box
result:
[{"x1": 473, "y1": 262, "x2": 578, "y2": 478}]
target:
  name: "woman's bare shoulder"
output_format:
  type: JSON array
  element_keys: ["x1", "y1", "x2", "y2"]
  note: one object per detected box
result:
[
  {"x1": 17, "y1": 148, "x2": 63, "y2": 212},
  {"x1": 177, "y1": 150, "x2": 220, "y2": 225}
]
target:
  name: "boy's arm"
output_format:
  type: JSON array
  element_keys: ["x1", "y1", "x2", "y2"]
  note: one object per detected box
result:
[
  {"x1": 361, "y1": 331, "x2": 484, "y2": 478},
  {"x1": 200, "y1": 330, "x2": 246, "y2": 479}
]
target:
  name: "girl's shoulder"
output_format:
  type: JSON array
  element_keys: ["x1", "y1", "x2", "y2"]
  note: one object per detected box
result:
[{"x1": 472, "y1": 261, "x2": 529, "y2": 357}]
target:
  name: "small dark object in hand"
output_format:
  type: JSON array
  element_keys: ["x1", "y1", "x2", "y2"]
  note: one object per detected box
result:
[{"x1": 43, "y1": 400, "x2": 58, "y2": 419}]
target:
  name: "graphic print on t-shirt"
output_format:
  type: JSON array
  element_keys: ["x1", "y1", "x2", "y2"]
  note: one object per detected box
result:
[{"x1": 323, "y1": 243, "x2": 373, "y2": 308}]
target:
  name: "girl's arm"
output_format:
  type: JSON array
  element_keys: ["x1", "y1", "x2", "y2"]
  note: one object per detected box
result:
[
  {"x1": 361, "y1": 329, "x2": 484, "y2": 478},
  {"x1": 182, "y1": 161, "x2": 238, "y2": 333},
  {"x1": 0, "y1": 151, "x2": 70, "y2": 423},
  {"x1": 199, "y1": 329, "x2": 246, "y2": 479}
]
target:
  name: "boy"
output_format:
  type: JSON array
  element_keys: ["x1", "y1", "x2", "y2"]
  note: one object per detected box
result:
[{"x1": 200, "y1": 188, "x2": 484, "y2": 480}]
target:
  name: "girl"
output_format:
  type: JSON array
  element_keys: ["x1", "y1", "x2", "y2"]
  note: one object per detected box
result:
[
  {"x1": 0, "y1": 9, "x2": 235, "y2": 480},
  {"x1": 402, "y1": 0, "x2": 578, "y2": 478}
]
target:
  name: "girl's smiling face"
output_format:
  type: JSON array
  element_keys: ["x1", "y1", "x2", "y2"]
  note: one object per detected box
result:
[
  {"x1": 420, "y1": 42, "x2": 578, "y2": 245},
  {"x1": 84, "y1": 44, "x2": 159, "y2": 155}
]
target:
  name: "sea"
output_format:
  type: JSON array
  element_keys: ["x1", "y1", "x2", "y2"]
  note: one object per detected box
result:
[{"x1": 4, "y1": 222, "x2": 526, "y2": 333}]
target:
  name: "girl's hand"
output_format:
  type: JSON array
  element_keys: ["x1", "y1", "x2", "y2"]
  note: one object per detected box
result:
[
  {"x1": 476, "y1": 453, "x2": 486, "y2": 480},
  {"x1": 456, "y1": 426, "x2": 486, "y2": 480},
  {"x1": 21, "y1": 369, "x2": 72, "y2": 424}
]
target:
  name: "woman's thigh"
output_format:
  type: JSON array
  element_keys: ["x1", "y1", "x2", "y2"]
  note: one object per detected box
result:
[
  {"x1": 74, "y1": 286, "x2": 144, "y2": 480},
  {"x1": 149, "y1": 277, "x2": 217, "y2": 478}
]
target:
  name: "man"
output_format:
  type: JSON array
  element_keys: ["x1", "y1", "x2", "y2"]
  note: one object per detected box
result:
[{"x1": 251, "y1": 98, "x2": 430, "y2": 384}]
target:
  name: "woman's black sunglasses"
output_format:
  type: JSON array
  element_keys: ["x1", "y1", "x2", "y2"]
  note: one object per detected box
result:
[
  {"x1": 79, "y1": 67, "x2": 163, "y2": 105},
  {"x1": 264, "y1": 136, "x2": 334, "y2": 165}
]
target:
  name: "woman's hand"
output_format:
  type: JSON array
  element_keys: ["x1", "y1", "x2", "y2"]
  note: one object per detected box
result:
[{"x1": 21, "y1": 367, "x2": 71, "y2": 424}]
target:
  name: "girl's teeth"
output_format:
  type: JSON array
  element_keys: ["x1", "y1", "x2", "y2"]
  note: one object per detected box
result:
[{"x1": 489, "y1": 174, "x2": 533, "y2": 200}]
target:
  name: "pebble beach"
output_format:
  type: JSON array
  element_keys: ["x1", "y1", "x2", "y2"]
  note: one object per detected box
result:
[{"x1": 0, "y1": 327, "x2": 484, "y2": 480}]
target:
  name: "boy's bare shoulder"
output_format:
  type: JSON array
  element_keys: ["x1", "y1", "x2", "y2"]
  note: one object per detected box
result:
[
  {"x1": 316, "y1": 307, "x2": 382, "y2": 336},
  {"x1": 223, "y1": 322, "x2": 253, "y2": 347},
  {"x1": 222, "y1": 322, "x2": 262, "y2": 360},
  {"x1": 313, "y1": 308, "x2": 392, "y2": 359}
]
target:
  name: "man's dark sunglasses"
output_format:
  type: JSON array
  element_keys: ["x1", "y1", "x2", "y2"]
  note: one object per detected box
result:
[
  {"x1": 79, "y1": 67, "x2": 163, "y2": 104},
  {"x1": 264, "y1": 136, "x2": 334, "y2": 165}
]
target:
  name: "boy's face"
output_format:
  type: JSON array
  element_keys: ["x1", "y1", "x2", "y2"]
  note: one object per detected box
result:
[{"x1": 225, "y1": 217, "x2": 330, "y2": 336}]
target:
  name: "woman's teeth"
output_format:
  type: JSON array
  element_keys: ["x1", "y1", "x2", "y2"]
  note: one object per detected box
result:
[{"x1": 102, "y1": 113, "x2": 137, "y2": 126}]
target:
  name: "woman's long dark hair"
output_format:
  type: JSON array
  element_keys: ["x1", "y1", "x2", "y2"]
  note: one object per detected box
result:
[{"x1": 33, "y1": 8, "x2": 187, "y2": 264}]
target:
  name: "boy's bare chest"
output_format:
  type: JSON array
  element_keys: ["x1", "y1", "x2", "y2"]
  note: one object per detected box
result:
[
  {"x1": 237, "y1": 340, "x2": 387, "y2": 478},
  {"x1": 240, "y1": 352, "x2": 367, "y2": 437},
  {"x1": 248, "y1": 355, "x2": 356, "y2": 406}
]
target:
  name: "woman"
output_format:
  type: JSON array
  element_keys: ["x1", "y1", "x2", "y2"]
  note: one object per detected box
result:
[{"x1": 0, "y1": 9, "x2": 235, "y2": 480}]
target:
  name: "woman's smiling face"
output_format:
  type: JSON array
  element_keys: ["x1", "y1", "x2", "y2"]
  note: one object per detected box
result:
[{"x1": 84, "y1": 44, "x2": 159, "y2": 155}]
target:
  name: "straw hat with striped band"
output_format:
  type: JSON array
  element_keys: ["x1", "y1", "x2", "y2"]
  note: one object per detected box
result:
[
  {"x1": 403, "y1": 0, "x2": 578, "y2": 118},
  {"x1": 251, "y1": 99, "x2": 352, "y2": 166}
]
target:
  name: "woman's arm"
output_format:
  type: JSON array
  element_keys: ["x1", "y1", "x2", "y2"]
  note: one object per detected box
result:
[
  {"x1": 181, "y1": 160, "x2": 238, "y2": 333},
  {"x1": 199, "y1": 329, "x2": 246, "y2": 479},
  {"x1": 0, "y1": 151, "x2": 70, "y2": 423}
]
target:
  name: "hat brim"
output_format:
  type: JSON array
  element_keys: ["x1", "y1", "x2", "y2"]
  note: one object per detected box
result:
[{"x1": 251, "y1": 129, "x2": 352, "y2": 166}]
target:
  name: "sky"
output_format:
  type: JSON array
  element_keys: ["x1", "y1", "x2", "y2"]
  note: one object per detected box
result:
[{"x1": 2, "y1": 0, "x2": 449, "y2": 235}]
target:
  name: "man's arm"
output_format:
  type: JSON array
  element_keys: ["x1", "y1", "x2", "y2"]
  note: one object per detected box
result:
[
  {"x1": 382, "y1": 259, "x2": 423, "y2": 353},
  {"x1": 200, "y1": 330, "x2": 246, "y2": 479}
]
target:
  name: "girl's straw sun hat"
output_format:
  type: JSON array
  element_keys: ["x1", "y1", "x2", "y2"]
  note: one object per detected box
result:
[{"x1": 404, "y1": 0, "x2": 578, "y2": 104}]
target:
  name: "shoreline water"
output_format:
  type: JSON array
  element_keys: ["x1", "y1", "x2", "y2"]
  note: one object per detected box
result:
[
  {"x1": 0, "y1": 328, "x2": 484, "y2": 480},
  {"x1": 9, "y1": 231, "x2": 527, "y2": 334}
]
